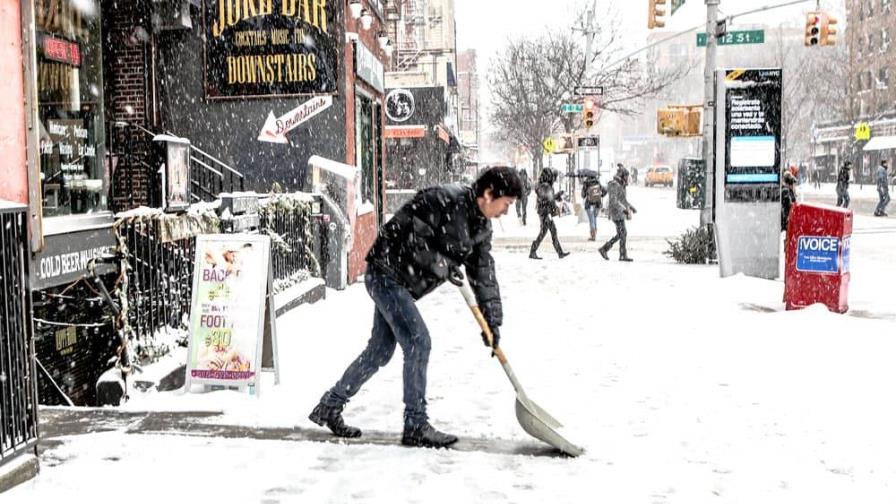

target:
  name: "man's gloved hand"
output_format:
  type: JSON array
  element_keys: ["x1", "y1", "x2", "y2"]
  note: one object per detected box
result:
[
  {"x1": 630, "y1": 206, "x2": 638, "y2": 214},
  {"x1": 447, "y1": 265, "x2": 465, "y2": 286},
  {"x1": 480, "y1": 325, "x2": 500, "y2": 351}
]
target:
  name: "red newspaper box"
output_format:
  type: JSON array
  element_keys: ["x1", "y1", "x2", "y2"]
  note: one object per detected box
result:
[{"x1": 784, "y1": 203, "x2": 852, "y2": 313}]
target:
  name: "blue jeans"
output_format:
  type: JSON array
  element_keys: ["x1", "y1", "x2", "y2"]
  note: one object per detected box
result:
[
  {"x1": 320, "y1": 267, "x2": 431, "y2": 428},
  {"x1": 585, "y1": 205, "x2": 598, "y2": 232},
  {"x1": 877, "y1": 189, "x2": 891, "y2": 215}
]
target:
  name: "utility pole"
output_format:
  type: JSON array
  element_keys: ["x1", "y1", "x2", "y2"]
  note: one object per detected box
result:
[{"x1": 701, "y1": 0, "x2": 719, "y2": 231}]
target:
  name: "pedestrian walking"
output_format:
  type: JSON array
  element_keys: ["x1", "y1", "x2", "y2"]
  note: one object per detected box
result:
[
  {"x1": 581, "y1": 174, "x2": 605, "y2": 241},
  {"x1": 812, "y1": 164, "x2": 821, "y2": 189},
  {"x1": 874, "y1": 160, "x2": 890, "y2": 217},
  {"x1": 529, "y1": 168, "x2": 570, "y2": 260},
  {"x1": 781, "y1": 171, "x2": 798, "y2": 232},
  {"x1": 598, "y1": 165, "x2": 636, "y2": 262},
  {"x1": 835, "y1": 161, "x2": 851, "y2": 208},
  {"x1": 308, "y1": 166, "x2": 523, "y2": 448},
  {"x1": 516, "y1": 168, "x2": 532, "y2": 225}
]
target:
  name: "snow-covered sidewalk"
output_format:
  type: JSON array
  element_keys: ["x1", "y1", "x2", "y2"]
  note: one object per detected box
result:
[{"x1": 9, "y1": 188, "x2": 896, "y2": 504}]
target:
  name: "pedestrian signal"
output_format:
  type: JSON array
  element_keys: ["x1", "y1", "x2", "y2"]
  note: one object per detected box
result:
[
  {"x1": 648, "y1": 0, "x2": 666, "y2": 29},
  {"x1": 820, "y1": 13, "x2": 837, "y2": 46}
]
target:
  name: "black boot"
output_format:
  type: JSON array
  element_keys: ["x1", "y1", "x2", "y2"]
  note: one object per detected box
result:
[
  {"x1": 401, "y1": 422, "x2": 458, "y2": 448},
  {"x1": 620, "y1": 256, "x2": 633, "y2": 262},
  {"x1": 598, "y1": 246, "x2": 609, "y2": 261},
  {"x1": 529, "y1": 245, "x2": 542, "y2": 260},
  {"x1": 309, "y1": 402, "x2": 362, "y2": 438},
  {"x1": 558, "y1": 251, "x2": 570, "y2": 259}
]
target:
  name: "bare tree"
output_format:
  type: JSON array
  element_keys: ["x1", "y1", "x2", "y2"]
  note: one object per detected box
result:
[
  {"x1": 765, "y1": 24, "x2": 850, "y2": 163},
  {"x1": 487, "y1": 4, "x2": 691, "y2": 172}
]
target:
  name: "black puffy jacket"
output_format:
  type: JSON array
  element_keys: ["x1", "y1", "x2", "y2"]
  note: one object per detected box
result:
[
  {"x1": 535, "y1": 169, "x2": 561, "y2": 217},
  {"x1": 366, "y1": 184, "x2": 503, "y2": 326}
]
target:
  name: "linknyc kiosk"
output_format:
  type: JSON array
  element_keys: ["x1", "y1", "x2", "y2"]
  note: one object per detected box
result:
[{"x1": 713, "y1": 68, "x2": 783, "y2": 280}]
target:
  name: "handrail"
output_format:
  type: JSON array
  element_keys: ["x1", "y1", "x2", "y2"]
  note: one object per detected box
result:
[
  {"x1": 190, "y1": 156, "x2": 224, "y2": 178},
  {"x1": 165, "y1": 130, "x2": 244, "y2": 180}
]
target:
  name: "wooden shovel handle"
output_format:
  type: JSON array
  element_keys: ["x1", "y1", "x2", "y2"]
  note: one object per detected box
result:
[{"x1": 469, "y1": 305, "x2": 508, "y2": 365}]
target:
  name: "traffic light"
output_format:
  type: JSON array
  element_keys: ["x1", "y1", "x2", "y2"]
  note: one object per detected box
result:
[
  {"x1": 648, "y1": 0, "x2": 666, "y2": 29},
  {"x1": 582, "y1": 98, "x2": 596, "y2": 129},
  {"x1": 820, "y1": 13, "x2": 837, "y2": 46},
  {"x1": 805, "y1": 12, "x2": 821, "y2": 47}
]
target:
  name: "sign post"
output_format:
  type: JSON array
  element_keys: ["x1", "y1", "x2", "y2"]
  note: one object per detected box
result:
[{"x1": 185, "y1": 234, "x2": 279, "y2": 395}]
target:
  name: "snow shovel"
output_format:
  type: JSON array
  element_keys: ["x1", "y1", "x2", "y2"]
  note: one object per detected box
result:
[{"x1": 455, "y1": 279, "x2": 585, "y2": 457}]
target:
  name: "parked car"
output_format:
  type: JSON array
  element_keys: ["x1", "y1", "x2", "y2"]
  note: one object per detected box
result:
[{"x1": 645, "y1": 165, "x2": 674, "y2": 187}]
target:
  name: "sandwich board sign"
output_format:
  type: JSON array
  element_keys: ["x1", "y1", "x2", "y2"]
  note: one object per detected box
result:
[{"x1": 184, "y1": 234, "x2": 279, "y2": 395}]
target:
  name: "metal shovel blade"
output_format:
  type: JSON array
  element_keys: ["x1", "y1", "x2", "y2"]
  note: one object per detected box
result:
[
  {"x1": 505, "y1": 364, "x2": 585, "y2": 457},
  {"x1": 456, "y1": 282, "x2": 584, "y2": 457}
]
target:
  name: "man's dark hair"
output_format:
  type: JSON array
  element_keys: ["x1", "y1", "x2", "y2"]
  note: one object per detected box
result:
[{"x1": 473, "y1": 166, "x2": 523, "y2": 198}]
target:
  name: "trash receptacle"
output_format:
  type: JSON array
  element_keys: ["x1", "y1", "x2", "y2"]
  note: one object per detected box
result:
[
  {"x1": 784, "y1": 202, "x2": 852, "y2": 313},
  {"x1": 676, "y1": 157, "x2": 705, "y2": 209}
]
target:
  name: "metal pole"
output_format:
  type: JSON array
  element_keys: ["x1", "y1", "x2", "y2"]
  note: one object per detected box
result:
[{"x1": 701, "y1": 0, "x2": 719, "y2": 229}]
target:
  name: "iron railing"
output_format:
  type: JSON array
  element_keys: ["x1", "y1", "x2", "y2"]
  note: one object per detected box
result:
[
  {"x1": 108, "y1": 122, "x2": 245, "y2": 211},
  {"x1": 0, "y1": 201, "x2": 39, "y2": 467},
  {"x1": 115, "y1": 196, "x2": 324, "y2": 348}
]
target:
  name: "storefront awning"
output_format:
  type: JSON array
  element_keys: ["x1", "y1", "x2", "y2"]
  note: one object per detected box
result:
[{"x1": 863, "y1": 135, "x2": 896, "y2": 151}]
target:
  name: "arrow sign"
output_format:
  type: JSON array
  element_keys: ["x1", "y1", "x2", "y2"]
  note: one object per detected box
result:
[{"x1": 258, "y1": 95, "x2": 333, "y2": 144}]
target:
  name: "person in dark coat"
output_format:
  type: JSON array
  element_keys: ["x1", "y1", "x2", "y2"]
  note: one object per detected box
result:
[
  {"x1": 529, "y1": 168, "x2": 570, "y2": 260},
  {"x1": 836, "y1": 161, "x2": 851, "y2": 208},
  {"x1": 781, "y1": 171, "x2": 797, "y2": 231},
  {"x1": 309, "y1": 167, "x2": 522, "y2": 448},
  {"x1": 581, "y1": 175, "x2": 605, "y2": 241},
  {"x1": 599, "y1": 165, "x2": 636, "y2": 262},
  {"x1": 515, "y1": 168, "x2": 532, "y2": 225},
  {"x1": 875, "y1": 160, "x2": 890, "y2": 217}
]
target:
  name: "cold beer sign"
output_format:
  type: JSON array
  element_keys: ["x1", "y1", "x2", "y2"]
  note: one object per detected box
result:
[
  {"x1": 204, "y1": 0, "x2": 338, "y2": 99},
  {"x1": 796, "y1": 235, "x2": 850, "y2": 274}
]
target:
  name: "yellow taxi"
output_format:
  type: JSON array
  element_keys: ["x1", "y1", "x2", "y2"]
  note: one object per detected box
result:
[{"x1": 645, "y1": 165, "x2": 674, "y2": 187}]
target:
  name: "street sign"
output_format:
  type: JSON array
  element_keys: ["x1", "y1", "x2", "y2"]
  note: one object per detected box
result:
[
  {"x1": 577, "y1": 136, "x2": 599, "y2": 148},
  {"x1": 542, "y1": 137, "x2": 557, "y2": 154},
  {"x1": 574, "y1": 86, "x2": 604, "y2": 96},
  {"x1": 671, "y1": 0, "x2": 685, "y2": 15},
  {"x1": 697, "y1": 29, "x2": 765, "y2": 47},
  {"x1": 561, "y1": 103, "x2": 584, "y2": 113},
  {"x1": 854, "y1": 122, "x2": 871, "y2": 141}
]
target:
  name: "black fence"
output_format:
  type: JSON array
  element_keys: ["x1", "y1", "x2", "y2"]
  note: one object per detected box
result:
[
  {"x1": 116, "y1": 195, "x2": 325, "y2": 352},
  {"x1": 0, "y1": 202, "x2": 39, "y2": 467}
]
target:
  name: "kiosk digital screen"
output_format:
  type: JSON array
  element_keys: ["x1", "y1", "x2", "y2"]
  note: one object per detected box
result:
[{"x1": 723, "y1": 68, "x2": 782, "y2": 198}]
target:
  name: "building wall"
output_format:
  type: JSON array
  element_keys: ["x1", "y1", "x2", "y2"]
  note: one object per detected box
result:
[
  {"x1": 104, "y1": 0, "x2": 151, "y2": 207},
  {"x1": 457, "y1": 49, "x2": 479, "y2": 154},
  {"x1": 345, "y1": 1, "x2": 391, "y2": 282},
  {"x1": 847, "y1": 0, "x2": 896, "y2": 118},
  {"x1": 0, "y1": 2, "x2": 29, "y2": 205}
]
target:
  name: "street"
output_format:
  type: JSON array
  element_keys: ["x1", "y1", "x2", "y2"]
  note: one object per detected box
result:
[{"x1": 9, "y1": 187, "x2": 896, "y2": 504}]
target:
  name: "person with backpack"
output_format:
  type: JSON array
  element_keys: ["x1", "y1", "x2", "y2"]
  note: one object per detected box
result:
[
  {"x1": 581, "y1": 175, "x2": 605, "y2": 241},
  {"x1": 529, "y1": 168, "x2": 570, "y2": 260},
  {"x1": 598, "y1": 165, "x2": 636, "y2": 262},
  {"x1": 515, "y1": 168, "x2": 532, "y2": 225}
]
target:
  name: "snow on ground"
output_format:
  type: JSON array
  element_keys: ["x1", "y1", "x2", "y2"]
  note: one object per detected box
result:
[{"x1": 9, "y1": 186, "x2": 896, "y2": 504}]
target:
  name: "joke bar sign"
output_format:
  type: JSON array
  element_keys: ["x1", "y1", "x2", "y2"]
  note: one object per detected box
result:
[{"x1": 204, "y1": 0, "x2": 339, "y2": 98}]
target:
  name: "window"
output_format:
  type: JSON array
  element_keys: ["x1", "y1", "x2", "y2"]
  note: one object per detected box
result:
[
  {"x1": 884, "y1": 0, "x2": 892, "y2": 13},
  {"x1": 35, "y1": 0, "x2": 107, "y2": 217},
  {"x1": 878, "y1": 67, "x2": 890, "y2": 89},
  {"x1": 868, "y1": 33, "x2": 875, "y2": 53},
  {"x1": 882, "y1": 28, "x2": 891, "y2": 52}
]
